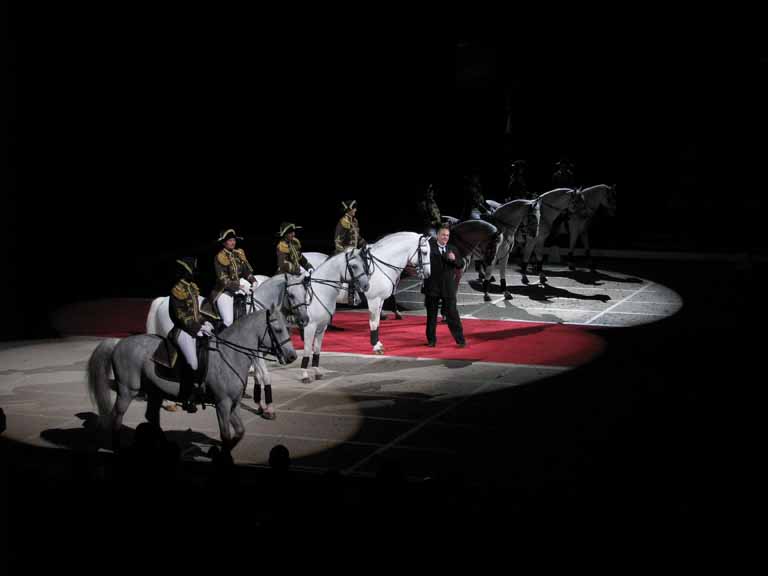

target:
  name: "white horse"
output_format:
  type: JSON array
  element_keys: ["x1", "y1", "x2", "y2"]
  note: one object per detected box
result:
[
  {"x1": 303, "y1": 232, "x2": 431, "y2": 358},
  {"x1": 519, "y1": 188, "x2": 575, "y2": 285},
  {"x1": 519, "y1": 185, "x2": 616, "y2": 282},
  {"x1": 299, "y1": 248, "x2": 372, "y2": 383},
  {"x1": 145, "y1": 273, "x2": 310, "y2": 418},
  {"x1": 563, "y1": 184, "x2": 617, "y2": 272}
]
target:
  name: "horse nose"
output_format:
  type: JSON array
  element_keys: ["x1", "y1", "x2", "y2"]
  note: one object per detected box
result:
[{"x1": 285, "y1": 350, "x2": 298, "y2": 364}]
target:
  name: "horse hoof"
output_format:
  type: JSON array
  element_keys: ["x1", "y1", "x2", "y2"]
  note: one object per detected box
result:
[
  {"x1": 374, "y1": 348, "x2": 385, "y2": 355},
  {"x1": 521, "y1": 277, "x2": 530, "y2": 285},
  {"x1": 315, "y1": 373, "x2": 323, "y2": 380},
  {"x1": 301, "y1": 377, "x2": 311, "y2": 384},
  {"x1": 504, "y1": 292, "x2": 513, "y2": 300},
  {"x1": 539, "y1": 276, "x2": 548, "y2": 285},
  {"x1": 483, "y1": 294, "x2": 491, "y2": 302},
  {"x1": 262, "y1": 410, "x2": 276, "y2": 420}
]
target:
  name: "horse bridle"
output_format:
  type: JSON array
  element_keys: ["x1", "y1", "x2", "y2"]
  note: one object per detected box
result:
[
  {"x1": 282, "y1": 273, "x2": 312, "y2": 322},
  {"x1": 368, "y1": 234, "x2": 430, "y2": 279},
  {"x1": 343, "y1": 249, "x2": 369, "y2": 285},
  {"x1": 262, "y1": 309, "x2": 293, "y2": 365}
]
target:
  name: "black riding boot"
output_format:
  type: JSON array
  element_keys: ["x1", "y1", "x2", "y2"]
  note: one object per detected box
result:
[{"x1": 181, "y1": 364, "x2": 199, "y2": 413}]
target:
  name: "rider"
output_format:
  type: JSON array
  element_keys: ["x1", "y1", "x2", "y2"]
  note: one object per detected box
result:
[
  {"x1": 465, "y1": 174, "x2": 496, "y2": 285},
  {"x1": 334, "y1": 200, "x2": 366, "y2": 254},
  {"x1": 466, "y1": 174, "x2": 492, "y2": 220},
  {"x1": 505, "y1": 159, "x2": 531, "y2": 201},
  {"x1": 212, "y1": 228, "x2": 258, "y2": 327},
  {"x1": 334, "y1": 200, "x2": 366, "y2": 306},
  {"x1": 169, "y1": 257, "x2": 215, "y2": 413},
  {"x1": 276, "y1": 222, "x2": 313, "y2": 275},
  {"x1": 418, "y1": 184, "x2": 442, "y2": 237},
  {"x1": 552, "y1": 156, "x2": 576, "y2": 188}
]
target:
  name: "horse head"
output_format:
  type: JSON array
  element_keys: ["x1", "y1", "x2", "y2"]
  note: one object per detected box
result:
[
  {"x1": 409, "y1": 234, "x2": 432, "y2": 279},
  {"x1": 345, "y1": 248, "x2": 371, "y2": 293},
  {"x1": 265, "y1": 308, "x2": 297, "y2": 365},
  {"x1": 283, "y1": 272, "x2": 311, "y2": 328}
]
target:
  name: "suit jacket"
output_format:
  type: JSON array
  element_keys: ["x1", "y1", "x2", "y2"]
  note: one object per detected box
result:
[{"x1": 423, "y1": 237, "x2": 464, "y2": 298}]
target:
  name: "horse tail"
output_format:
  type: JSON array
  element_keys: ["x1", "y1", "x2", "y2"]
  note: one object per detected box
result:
[
  {"x1": 145, "y1": 297, "x2": 165, "y2": 335},
  {"x1": 87, "y1": 338, "x2": 119, "y2": 426}
]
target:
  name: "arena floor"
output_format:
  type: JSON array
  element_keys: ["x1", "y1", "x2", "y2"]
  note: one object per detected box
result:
[{"x1": 0, "y1": 263, "x2": 683, "y2": 480}]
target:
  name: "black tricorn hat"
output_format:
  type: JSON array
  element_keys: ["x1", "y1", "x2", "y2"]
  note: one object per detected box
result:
[
  {"x1": 277, "y1": 222, "x2": 303, "y2": 237},
  {"x1": 217, "y1": 228, "x2": 243, "y2": 243},
  {"x1": 175, "y1": 257, "x2": 198, "y2": 277}
]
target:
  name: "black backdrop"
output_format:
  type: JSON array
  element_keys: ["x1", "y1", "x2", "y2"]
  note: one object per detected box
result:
[{"x1": 6, "y1": 12, "x2": 767, "y2": 339}]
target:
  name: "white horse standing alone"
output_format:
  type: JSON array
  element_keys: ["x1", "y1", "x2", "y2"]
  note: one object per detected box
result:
[
  {"x1": 304, "y1": 232, "x2": 431, "y2": 357},
  {"x1": 298, "y1": 248, "x2": 371, "y2": 383}
]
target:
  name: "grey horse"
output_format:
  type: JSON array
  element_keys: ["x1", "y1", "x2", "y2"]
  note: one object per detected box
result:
[
  {"x1": 88, "y1": 306, "x2": 297, "y2": 452},
  {"x1": 146, "y1": 272, "x2": 311, "y2": 418}
]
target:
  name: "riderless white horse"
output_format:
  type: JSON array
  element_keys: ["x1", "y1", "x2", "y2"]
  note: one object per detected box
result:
[
  {"x1": 519, "y1": 185, "x2": 616, "y2": 283},
  {"x1": 304, "y1": 232, "x2": 431, "y2": 358},
  {"x1": 88, "y1": 306, "x2": 297, "y2": 452},
  {"x1": 145, "y1": 272, "x2": 311, "y2": 418},
  {"x1": 519, "y1": 188, "x2": 574, "y2": 285},
  {"x1": 297, "y1": 248, "x2": 372, "y2": 382},
  {"x1": 562, "y1": 184, "x2": 617, "y2": 271}
]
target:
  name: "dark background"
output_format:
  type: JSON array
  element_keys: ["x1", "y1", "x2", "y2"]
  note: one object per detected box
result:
[{"x1": 5, "y1": 12, "x2": 767, "y2": 340}]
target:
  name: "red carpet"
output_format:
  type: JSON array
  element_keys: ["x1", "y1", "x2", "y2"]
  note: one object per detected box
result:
[
  {"x1": 298, "y1": 312, "x2": 604, "y2": 367},
  {"x1": 51, "y1": 300, "x2": 604, "y2": 367}
]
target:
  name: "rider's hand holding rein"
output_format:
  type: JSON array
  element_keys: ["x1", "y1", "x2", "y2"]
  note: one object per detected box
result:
[{"x1": 199, "y1": 322, "x2": 215, "y2": 337}]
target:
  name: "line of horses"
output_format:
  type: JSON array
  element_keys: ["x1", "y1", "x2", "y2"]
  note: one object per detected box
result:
[
  {"x1": 88, "y1": 233, "x2": 431, "y2": 451},
  {"x1": 86, "y1": 185, "x2": 615, "y2": 452},
  {"x1": 451, "y1": 184, "x2": 617, "y2": 300}
]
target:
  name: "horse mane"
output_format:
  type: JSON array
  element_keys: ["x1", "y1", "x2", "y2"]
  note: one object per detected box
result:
[{"x1": 368, "y1": 231, "x2": 419, "y2": 249}]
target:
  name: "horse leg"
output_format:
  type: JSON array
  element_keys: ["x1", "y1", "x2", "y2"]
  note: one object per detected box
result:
[
  {"x1": 253, "y1": 359, "x2": 266, "y2": 412},
  {"x1": 301, "y1": 324, "x2": 317, "y2": 383},
  {"x1": 583, "y1": 229, "x2": 595, "y2": 273},
  {"x1": 499, "y1": 242, "x2": 513, "y2": 300},
  {"x1": 215, "y1": 397, "x2": 234, "y2": 452},
  {"x1": 536, "y1": 235, "x2": 548, "y2": 285},
  {"x1": 145, "y1": 388, "x2": 163, "y2": 429},
  {"x1": 229, "y1": 402, "x2": 246, "y2": 448},
  {"x1": 368, "y1": 297, "x2": 385, "y2": 354},
  {"x1": 568, "y1": 221, "x2": 579, "y2": 271},
  {"x1": 312, "y1": 328, "x2": 328, "y2": 378},
  {"x1": 520, "y1": 240, "x2": 533, "y2": 285},
  {"x1": 110, "y1": 382, "x2": 139, "y2": 452},
  {"x1": 481, "y1": 260, "x2": 491, "y2": 302}
]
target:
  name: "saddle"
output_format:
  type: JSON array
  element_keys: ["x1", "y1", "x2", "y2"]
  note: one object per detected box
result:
[
  {"x1": 568, "y1": 191, "x2": 589, "y2": 218},
  {"x1": 151, "y1": 332, "x2": 210, "y2": 386}
]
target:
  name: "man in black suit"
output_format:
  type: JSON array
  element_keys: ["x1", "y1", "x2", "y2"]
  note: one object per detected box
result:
[{"x1": 424, "y1": 225, "x2": 467, "y2": 348}]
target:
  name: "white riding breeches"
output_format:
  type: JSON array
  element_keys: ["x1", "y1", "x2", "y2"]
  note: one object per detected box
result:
[
  {"x1": 217, "y1": 292, "x2": 234, "y2": 327},
  {"x1": 177, "y1": 330, "x2": 198, "y2": 370}
]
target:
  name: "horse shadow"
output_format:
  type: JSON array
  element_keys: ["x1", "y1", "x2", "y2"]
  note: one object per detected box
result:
[
  {"x1": 469, "y1": 324, "x2": 552, "y2": 342},
  {"x1": 469, "y1": 279, "x2": 611, "y2": 303},
  {"x1": 458, "y1": 299, "x2": 563, "y2": 323},
  {"x1": 540, "y1": 268, "x2": 644, "y2": 285},
  {"x1": 40, "y1": 411, "x2": 221, "y2": 458},
  {"x1": 39, "y1": 412, "x2": 103, "y2": 451}
]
